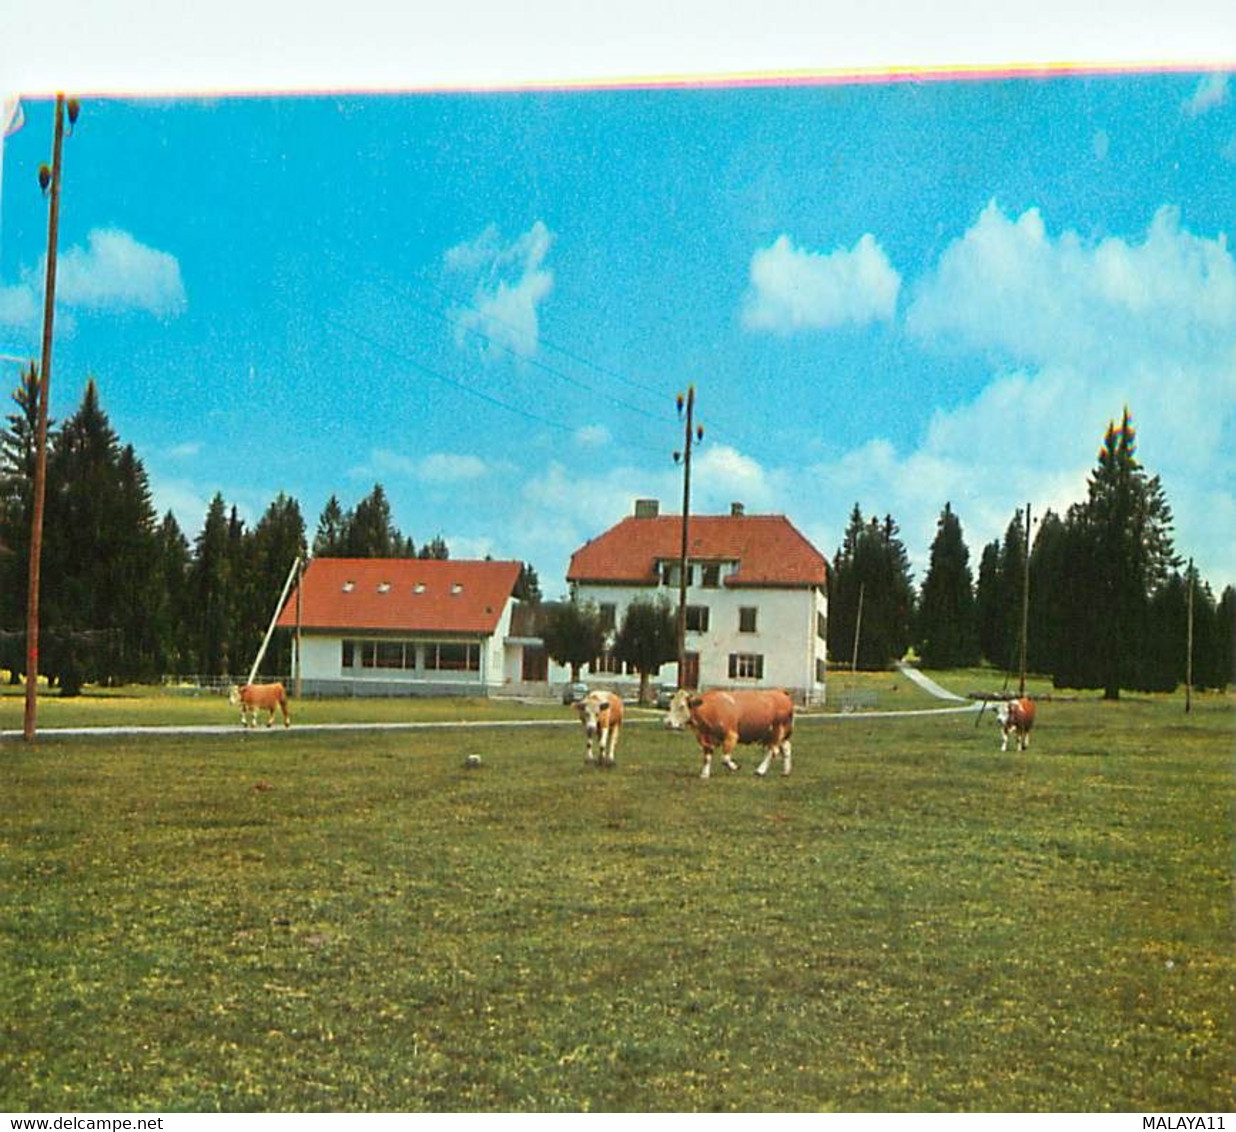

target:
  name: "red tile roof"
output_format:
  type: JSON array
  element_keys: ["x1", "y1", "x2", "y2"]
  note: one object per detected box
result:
[
  {"x1": 567, "y1": 513, "x2": 827, "y2": 589},
  {"x1": 275, "y1": 558, "x2": 522, "y2": 635}
]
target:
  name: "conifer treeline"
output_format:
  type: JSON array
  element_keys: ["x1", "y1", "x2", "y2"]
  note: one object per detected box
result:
[
  {"x1": 832, "y1": 412, "x2": 1233, "y2": 697},
  {"x1": 2, "y1": 378, "x2": 1231, "y2": 695},
  {"x1": 0, "y1": 377, "x2": 458, "y2": 689}
]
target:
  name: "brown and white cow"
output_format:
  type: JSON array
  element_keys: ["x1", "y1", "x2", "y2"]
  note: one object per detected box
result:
[
  {"x1": 229, "y1": 682, "x2": 291, "y2": 728},
  {"x1": 996, "y1": 697, "x2": 1036, "y2": 751},
  {"x1": 575, "y1": 689, "x2": 623, "y2": 767},
  {"x1": 664, "y1": 688, "x2": 795, "y2": 779}
]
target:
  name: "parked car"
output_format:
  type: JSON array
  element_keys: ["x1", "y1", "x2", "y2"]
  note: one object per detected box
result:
[{"x1": 562, "y1": 682, "x2": 589, "y2": 705}]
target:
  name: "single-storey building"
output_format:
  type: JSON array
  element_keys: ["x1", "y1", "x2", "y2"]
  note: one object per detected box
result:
[
  {"x1": 276, "y1": 556, "x2": 523, "y2": 696},
  {"x1": 564, "y1": 500, "x2": 830, "y2": 704}
]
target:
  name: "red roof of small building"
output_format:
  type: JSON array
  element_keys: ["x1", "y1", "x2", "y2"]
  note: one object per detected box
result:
[
  {"x1": 276, "y1": 557, "x2": 522, "y2": 635},
  {"x1": 567, "y1": 513, "x2": 827, "y2": 589}
]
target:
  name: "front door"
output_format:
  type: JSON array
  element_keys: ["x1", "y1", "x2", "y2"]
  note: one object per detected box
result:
[
  {"x1": 680, "y1": 651, "x2": 700, "y2": 690},
  {"x1": 521, "y1": 646, "x2": 548, "y2": 682}
]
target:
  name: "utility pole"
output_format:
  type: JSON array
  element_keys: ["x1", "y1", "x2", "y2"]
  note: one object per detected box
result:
[
  {"x1": 851, "y1": 581, "x2": 865, "y2": 672},
  {"x1": 674, "y1": 385, "x2": 703, "y2": 688},
  {"x1": 24, "y1": 95, "x2": 77, "y2": 742},
  {"x1": 1186, "y1": 557, "x2": 1194, "y2": 715},
  {"x1": 1019, "y1": 501, "x2": 1031, "y2": 699},
  {"x1": 295, "y1": 557, "x2": 303, "y2": 700}
]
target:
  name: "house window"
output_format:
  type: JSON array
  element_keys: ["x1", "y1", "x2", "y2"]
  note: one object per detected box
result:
[
  {"x1": 376, "y1": 641, "x2": 405, "y2": 669},
  {"x1": 728, "y1": 652, "x2": 764, "y2": 680},
  {"x1": 360, "y1": 641, "x2": 378, "y2": 668},
  {"x1": 660, "y1": 562, "x2": 694, "y2": 588},
  {"x1": 599, "y1": 603, "x2": 617, "y2": 632},
  {"x1": 816, "y1": 658, "x2": 827, "y2": 683},
  {"x1": 342, "y1": 640, "x2": 355, "y2": 668},
  {"x1": 817, "y1": 611, "x2": 827, "y2": 640},
  {"x1": 425, "y1": 642, "x2": 479, "y2": 671},
  {"x1": 685, "y1": 605, "x2": 710, "y2": 633},
  {"x1": 738, "y1": 606, "x2": 758, "y2": 633},
  {"x1": 701, "y1": 564, "x2": 721, "y2": 588}
]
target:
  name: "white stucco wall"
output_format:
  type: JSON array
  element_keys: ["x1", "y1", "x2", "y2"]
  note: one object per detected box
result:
[{"x1": 573, "y1": 575, "x2": 828, "y2": 701}]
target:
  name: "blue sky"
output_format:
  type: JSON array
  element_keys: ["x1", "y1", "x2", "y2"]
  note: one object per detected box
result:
[{"x1": 2, "y1": 68, "x2": 1234, "y2": 595}]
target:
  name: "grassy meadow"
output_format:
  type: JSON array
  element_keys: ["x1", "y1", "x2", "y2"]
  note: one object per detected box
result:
[{"x1": 1, "y1": 677, "x2": 1231, "y2": 1111}]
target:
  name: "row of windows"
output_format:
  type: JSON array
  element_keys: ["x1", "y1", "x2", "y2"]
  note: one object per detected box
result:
[
  {"x1": 598, "y1": 603, "x2": 760, "y2": 635},
  {"x1": 658, "y1": 562, "x2": 731, "y2": 589},
  {"x1": 590, "y1": 651, "x2": 768, "y2": 681},
  {"x1": 341, "y1": 640, "x2": 480, "y2": 673}
]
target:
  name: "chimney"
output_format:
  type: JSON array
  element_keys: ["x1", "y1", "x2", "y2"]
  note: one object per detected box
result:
[
  {"x1": 634, "y1": 499, "x2": 660, "y2": 519},
  {"x1": 730, "y1": 502, "x2": 745, "y2": 516}
]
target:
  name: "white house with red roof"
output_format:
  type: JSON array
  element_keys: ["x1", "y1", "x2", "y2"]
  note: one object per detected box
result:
[
  {"x1": 566, "y1": 500, "x2": 829, "y2": 704},
  {"x1": 276, "y1": 557, "x2": 523, "y2": 696}
]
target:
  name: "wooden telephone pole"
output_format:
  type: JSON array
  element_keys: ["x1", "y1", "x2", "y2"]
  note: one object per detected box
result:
[
  {"x1": 674, "y1": 385, "x2": 702, "y2": 688},
  {"x1": 1019, "y1": 502, "x2": 1031, "y2": 699},
  {"x1": 24, "y1": 96, "x2": 76, "y2": 741}
]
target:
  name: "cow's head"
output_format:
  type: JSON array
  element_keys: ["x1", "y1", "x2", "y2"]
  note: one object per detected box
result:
[
  {"x1": 663, "y1": 688, "x2": 695, "y2": 730},
  {"x1": 575, "y1": 691, "x2": 609, "y2": 736},
  {"x1": 995, "y1": 701, "x2": 1010, "y2": 728},
  {"x1": 227, "y1": 685, "x2": 241, "y2": 707}
]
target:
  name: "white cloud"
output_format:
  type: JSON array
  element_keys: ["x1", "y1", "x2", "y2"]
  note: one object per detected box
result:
[
  {"x1": 891, "y1": 201, "x2": 1236, "y2": 585},
  {"x1": 1184, "y1": 72, "x2": 1230, "y2": 117},
  {"x1": 742, "y1": 232, "x2": 901, "y2": 333},
  {"x1": 573, "y1": 424, "x2": 611, "y2": 447},
  {"x1": 906, "y1": 201, "x2": 1236, "y2": 373},
  {"x1": 355, "y1": 448, "x2": 489, "y2": 483},
  {"x1": 416, "y1": 452, "x2": 488, "y2": 482},
  {"x1": 0, "y1": 228, "x2": 186, "y2": 329},
  {"x1": 445, "y1": 221, "x2": 554, "y2": 361},
  {"x1": 0, "y1": 283, "x2": 38, "y2": 328},
  {"x1": 56, "y1": 228, "x2": 186, "y2": 317},
  {"x1": 165, "y1": 441, "x2": 202, "y2": 460}
]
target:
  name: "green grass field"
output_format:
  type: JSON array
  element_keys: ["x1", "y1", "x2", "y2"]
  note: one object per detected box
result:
[{"x1": 1, "y1": 678, "x2": 1231, "y2": 1112}]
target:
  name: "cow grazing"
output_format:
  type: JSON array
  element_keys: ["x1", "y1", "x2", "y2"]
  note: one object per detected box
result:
[
  {"x1": 996, "y1": 697, "x2": 1036, "y2": 751},
  {"x1": 229, "y1": 682, "x2": 291, "y2": 728},
  {"x1": 665, "y1": 688, "x2": 795, "y2": 780},
  {"x1": 575, "y1": 689, "x2": 623, "y2": 767}
]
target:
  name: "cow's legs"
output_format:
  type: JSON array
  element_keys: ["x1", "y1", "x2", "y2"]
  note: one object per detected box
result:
[
  {"x1": 721, "y1": 733, "x2": 740, "y2": 772},
  {"x1": 699, "y1": 743, "x2": 713, "y2": 779},
  {"x1": 1000, "y1": 729, "x2": 1009, "y2": 752},
  {"x1": 755, "y1": 736, "x2": 793, "y2": 777},
  {"x1": 1019, "y1": 730, "x2": 1029, "y2": 752},
  {"x1": 603, "y1": 726, "x2": 618, "y2": 767}
]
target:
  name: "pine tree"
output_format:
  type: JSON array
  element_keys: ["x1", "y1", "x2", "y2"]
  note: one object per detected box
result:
[
  {"x1": 245, "y1": 493, "x2": 307, "y2": 678},
  {"x1": 190, "y1": 494, "x2": 234, "y2": 678},
  {"x1": 1026, "y1": 509, "x2": 1068, "y2": 676},
  {"x1": 156, "y1": 510, "x2": 192, "y2": 676},
  {"x1": 917, "y1": 502, "x2": 978, "y2": 668},
  {"x1": 514, "y1": 562, "x2": 542, "y2": 604},
  {"x1": 0, "y1": 364, "x2": 44, "y2": 679},
  {"x1": 313, "y1": 494, "x2": 346, "y2": 556},
  {"x1": 1073, "y1": 409, "x2": 1178, "y2": 699},
  {"x1": 419, "y1": 535, "x2": 450, "y2": 560},
  {"x1": 1216, "y1": 586, "x2": 1235, "y2": 690},
  {"x1": 974, "y1": 539, "x2": 1003, "y2": 669}
]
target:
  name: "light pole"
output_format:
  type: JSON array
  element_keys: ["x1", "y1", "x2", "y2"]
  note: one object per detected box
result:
[{"x1": 23, "y1": 94, "x2": 78, "y2": 742}]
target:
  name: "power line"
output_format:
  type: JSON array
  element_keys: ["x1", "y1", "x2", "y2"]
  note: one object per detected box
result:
[{"x1": 321, "y1": 312, "x2": 673, "y2": 458}]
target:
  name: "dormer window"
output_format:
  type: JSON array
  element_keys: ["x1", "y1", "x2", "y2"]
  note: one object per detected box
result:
[
  {"x1": 342, "y1": 581, "x2": 355, "y2": 593},
  {"x1": 414, "y1": 583, "x2": 426, "y2": 594},
  {"x1": 451, "y1": 583, "x2": 464, "y2": 595},
  {"x1": 377, "y1": 582, "x2": 391, "y2": 594}
]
